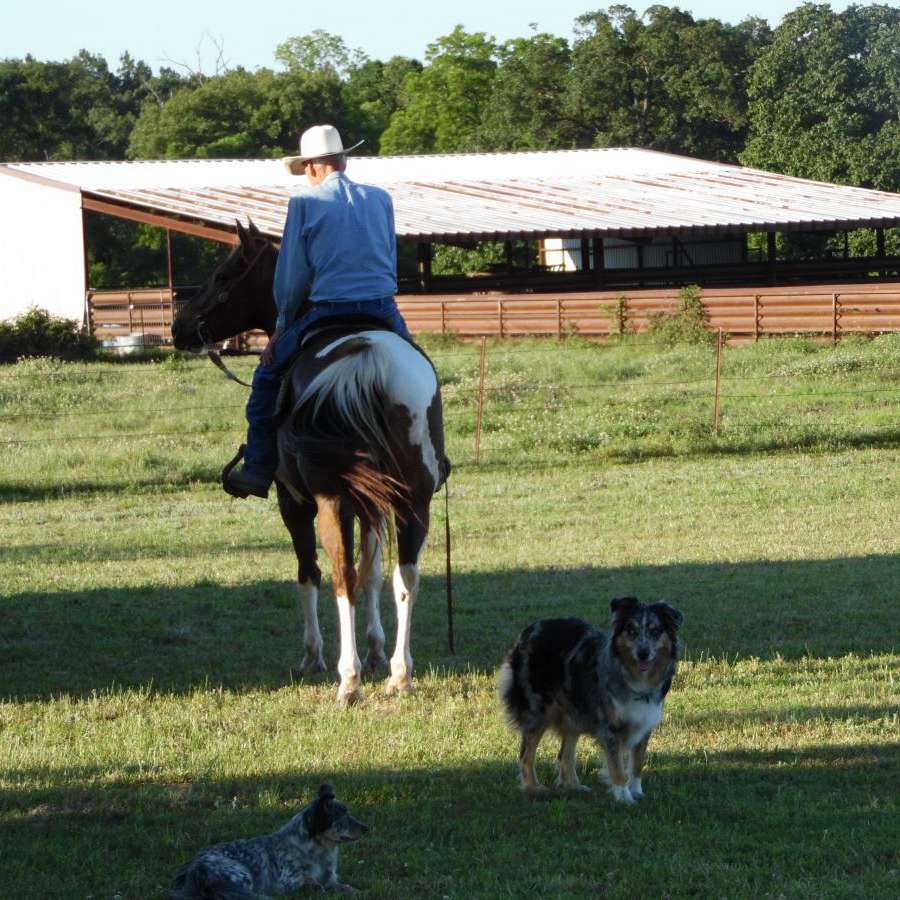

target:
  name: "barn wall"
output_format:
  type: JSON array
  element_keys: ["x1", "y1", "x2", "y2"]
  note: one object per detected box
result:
[{"x1": 0, "y1": 173, "x2": 85, "y2": 323}]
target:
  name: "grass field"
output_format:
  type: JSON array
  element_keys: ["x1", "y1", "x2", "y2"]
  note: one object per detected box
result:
[{"x1": 1, "y1": 334, "x2": 898, "y2": 898}]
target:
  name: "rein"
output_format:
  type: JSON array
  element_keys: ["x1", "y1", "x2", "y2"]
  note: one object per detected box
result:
[{"x1": 206, "y1": 347, "x2": 253, "y2": 388}]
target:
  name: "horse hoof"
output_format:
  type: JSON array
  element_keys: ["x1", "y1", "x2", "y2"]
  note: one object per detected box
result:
[
  {"x1": 298, "y1": 657, "x2": 327, "y2": 676},
  {"x1": 385, "y1": 676, "x2": 414, "y2": 697},
  {"x1": 337, "y1": 679, "x2": 363, "y2": 706},
  {"x1": 362, "y1": 652, "x2": 387, "y2": 676}
]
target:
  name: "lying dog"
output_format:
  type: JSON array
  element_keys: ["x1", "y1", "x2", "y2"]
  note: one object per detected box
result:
[
  {"x1": 499, "y1": 597, "x2": 683, "y2": 804},
  {"x1": 171, "y1": 783, "x2": 368, "y2": 898}
]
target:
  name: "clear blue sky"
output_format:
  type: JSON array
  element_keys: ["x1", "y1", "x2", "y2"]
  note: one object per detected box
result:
[{"x1": 1, "y1": 1, "x2": 862, "y2": 72}]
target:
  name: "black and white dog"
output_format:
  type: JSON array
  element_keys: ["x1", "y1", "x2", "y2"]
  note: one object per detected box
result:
[
  {"x1": 170, "y1": 784, "x2": 368, "y2": 898},
  {"x1": 499, "y1": 597, "x2": 683, "y2": 804}
]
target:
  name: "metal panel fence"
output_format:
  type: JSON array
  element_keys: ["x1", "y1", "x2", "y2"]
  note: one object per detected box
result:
[{"x1": 87, "y1": 282, "x2": 900, "y2": 348}]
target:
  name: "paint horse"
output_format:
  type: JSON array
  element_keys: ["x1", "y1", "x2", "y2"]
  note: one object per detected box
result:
[{"x1": 172, "y1": 220, "x2": 447, "y2": 704}]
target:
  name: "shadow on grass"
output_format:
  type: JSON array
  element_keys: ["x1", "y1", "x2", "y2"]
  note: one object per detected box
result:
[
  {"x1": 1, "y1": 554, "x2": 898, "y2": 702},
  {"x1": 0, "y1": 473, "x2": 221, "y2": 504},
  {"x1": 1, "y1": 743, "x2": 897, "y2": 899}
]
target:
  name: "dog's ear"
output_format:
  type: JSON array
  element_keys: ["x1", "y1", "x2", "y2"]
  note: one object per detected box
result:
[
  {"x1": 610, "y1": 596, "x2": 639, "y2": 620},
  {"x1": 651, "y1": 601, "x2": 683, "y2": 632},
  {"x1": 310, "y1": 783, "x2": 336, "y2": 835}
]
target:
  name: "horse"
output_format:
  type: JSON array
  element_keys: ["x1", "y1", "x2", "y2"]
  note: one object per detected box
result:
[{"x1": 172, "y1": 219, "x2": 448, "y2": 705}]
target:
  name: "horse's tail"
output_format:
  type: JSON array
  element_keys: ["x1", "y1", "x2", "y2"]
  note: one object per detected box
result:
[{"x1": 287, "y1": 336, "x2": 406, "y2": 535}]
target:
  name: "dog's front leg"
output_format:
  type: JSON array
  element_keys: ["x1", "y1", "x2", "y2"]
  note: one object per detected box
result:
[
  {"x1": 629, "y1": 734, "x2": 650, "y2": 799},
  {"x1": 598, "y1": 731, "x2": 635, "y2": 805}
]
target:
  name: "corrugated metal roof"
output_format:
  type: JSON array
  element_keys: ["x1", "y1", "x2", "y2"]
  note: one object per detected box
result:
[{"x1": 3, "y1": 148, "x2": 900, "y2": 241}]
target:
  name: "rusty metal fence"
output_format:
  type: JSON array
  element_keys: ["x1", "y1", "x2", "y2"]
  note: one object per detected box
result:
[{"x1": 87, "y1": 282, "x2": 900, "y2": 348}]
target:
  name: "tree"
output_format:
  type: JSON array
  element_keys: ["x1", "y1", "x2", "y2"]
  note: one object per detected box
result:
[
  {"x1": 476, "y1": 31, "x2": 575, "y2": 151},
  {"x1": 380, "y1": 26, "x2": 498, "y2": 155},
  {"x1": 567, "y1": 5, "x2": 770, "y2": 161},
  {"x1": 742, "y1": 2, "x2": 900, "y2": 192},
  {"x1": 343, "y1": 56, "x2": 422, "y2": 153}
]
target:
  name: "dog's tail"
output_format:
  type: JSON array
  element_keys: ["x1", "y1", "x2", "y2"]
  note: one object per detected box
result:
[
  {"x1": 170, "y1": 862, "x2": 258, "y2": 899},
  {"x1": 287, "y1": 336, "x2": 407, "y2": 536}
]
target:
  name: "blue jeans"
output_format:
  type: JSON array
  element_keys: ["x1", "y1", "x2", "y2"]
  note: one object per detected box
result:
[{"x1": 242, "y1": 298, "x2": 412, "y2": 479}]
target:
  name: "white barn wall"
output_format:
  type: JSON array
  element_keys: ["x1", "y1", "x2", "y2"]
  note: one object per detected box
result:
[{"x1": 0, "y1": 173, "x2": 85, "y2": 323}]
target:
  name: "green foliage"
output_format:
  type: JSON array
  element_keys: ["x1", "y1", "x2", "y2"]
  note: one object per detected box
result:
[
  {"x1": 0, "y1": 308, "x2": 97, "y2": 363},
  {"x1": 476, "y1": 31, "x2": 575, "y2": 151},
  {"x1": 380, "y1": 26, "x2": 498, "y2": 154},
  {"x1": 432, "y1": 241, "x2": 507, "y2": 275},
  {"x1": 342, "y1": 56, "x2": 422, "y2": 153},
  {"x1": 567, "y1": 5, "x2": 771, "y2": 161},
  {"x1": 742, "y1": 3, "x2": 900, "y2": 191},
  {"x1": 646, "y1": 285, "x2": 714, "y2": 345}
]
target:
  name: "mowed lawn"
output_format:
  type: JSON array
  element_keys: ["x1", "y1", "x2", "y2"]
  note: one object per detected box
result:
[{"x1": 1, "y1": 335, "x2": 898, "y2": 898}]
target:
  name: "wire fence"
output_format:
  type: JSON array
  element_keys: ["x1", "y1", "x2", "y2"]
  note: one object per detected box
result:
[{"x1": 2, "y1": 338, "x2": 899, "y2": 464}]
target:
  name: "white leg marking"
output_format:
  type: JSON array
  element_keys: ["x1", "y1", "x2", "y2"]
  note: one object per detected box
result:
[
  {"x1": 610, "y1": 782, "x2": 636, "y2": 805},
  {"x1": 335, "y1": 594, "x2": 362, "y2": 705},
  {"x1": 360, "y1": 528, "x2": 386, "y2": 674},
  {"x1": 628, "y1": 775, "x2": 644, "y2": 799},
  {"x1": 386, "y1": 563, "x2": 418, "y2": 696},
  {"x1": 298, "y1": 581, "x2": 325, "y2": 674}
]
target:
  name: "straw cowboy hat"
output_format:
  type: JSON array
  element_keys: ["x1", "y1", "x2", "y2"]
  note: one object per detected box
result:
[{"x1": 282, "y1": 124, "x2": 364, "y2": 175}]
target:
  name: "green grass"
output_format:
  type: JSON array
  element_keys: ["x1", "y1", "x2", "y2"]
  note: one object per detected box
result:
[{"x1": 1, "y1": 335, "x2": 899, "y2": 898}]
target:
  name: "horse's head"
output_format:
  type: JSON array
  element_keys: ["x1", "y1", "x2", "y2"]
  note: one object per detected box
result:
[{"x1": 172, "y1": 219, "x2": 278, "y2": 352}]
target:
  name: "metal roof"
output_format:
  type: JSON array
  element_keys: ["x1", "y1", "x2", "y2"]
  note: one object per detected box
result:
[{"x1": 3, "y1": 148, "x2": 900, "y2": 242}]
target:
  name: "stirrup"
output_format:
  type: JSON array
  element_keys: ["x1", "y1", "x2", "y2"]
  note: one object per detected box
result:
[{"x1": 221, "y1": 444, "x2": 246, "y2": 486}]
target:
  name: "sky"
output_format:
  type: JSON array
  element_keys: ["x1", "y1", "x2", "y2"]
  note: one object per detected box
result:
[{"x1": 0, "y1": 0, "x2": 867, "y2": 73}]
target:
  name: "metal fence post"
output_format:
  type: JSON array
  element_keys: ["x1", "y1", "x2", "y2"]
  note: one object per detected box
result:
[
  {"x1": 713, "y1": 329, "x2": 723, "y2": 436},
  {"x1": 832, "y1": 292, "x2": 839, "y2": 344},
  {"x1": 474, "y1": 336, "x2": 487, "y2": 464}
]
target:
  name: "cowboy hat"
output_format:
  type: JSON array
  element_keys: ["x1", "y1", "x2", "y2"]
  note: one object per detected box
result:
[{"x1": 282, "y1": 124, "x2": 364, "y2": 175}]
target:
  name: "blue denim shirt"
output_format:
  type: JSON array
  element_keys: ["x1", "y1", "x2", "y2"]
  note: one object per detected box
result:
[{"x1": 273, "y1": 172, "x2": 398, "y2": 331}]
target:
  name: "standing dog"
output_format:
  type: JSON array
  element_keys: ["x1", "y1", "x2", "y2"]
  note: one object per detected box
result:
[
  {"x1": 170, "y1": 784, "x2": 368, "y2": 898},
  {"x1": 498, "y1": 597, "x2": 683, "y2": 804}
]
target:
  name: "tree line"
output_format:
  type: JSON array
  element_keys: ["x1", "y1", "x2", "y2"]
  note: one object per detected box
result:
[{"x1": 2, "y1": 3, "x2": 898, "y2": 287}]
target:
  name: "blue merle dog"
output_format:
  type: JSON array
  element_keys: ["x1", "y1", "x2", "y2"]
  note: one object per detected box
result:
[{"x1": 170, "y1": 784, "x2": 368, "y2": 898}]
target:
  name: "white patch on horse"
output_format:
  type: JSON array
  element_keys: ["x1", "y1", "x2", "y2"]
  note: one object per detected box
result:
[
  {"x1": 310, "y1": 332, "x2": 440, "y2": 488},
  {"x1": 335, "y1": 594, "x2": 362, "y2": 704}
]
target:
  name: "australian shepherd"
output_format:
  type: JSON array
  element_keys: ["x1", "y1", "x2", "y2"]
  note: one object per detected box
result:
[{"x1": 498, "y1": 597, "x2": 683, "y2": 804}]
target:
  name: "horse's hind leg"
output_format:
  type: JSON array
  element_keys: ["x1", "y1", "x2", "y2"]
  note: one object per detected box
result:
[
  {"x1": 276, "y1": 483, "x2": 325, "y2": 675},
  {"x1": 386, "y1": 502, "x2": 429, "y2": 697},
  {"x1": 359, "y1": 523, "x2": 387, "y2": 676},
  {"x1": 316, "y1": 494, "x2": 362, "y2": 705}
]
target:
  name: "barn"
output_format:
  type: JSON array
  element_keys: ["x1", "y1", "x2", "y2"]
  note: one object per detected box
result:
[{"x1": 1, "y1": 147, "x2": 899, "y2": 337}]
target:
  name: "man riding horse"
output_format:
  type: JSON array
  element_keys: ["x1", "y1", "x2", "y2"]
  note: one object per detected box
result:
[{"x1": 225, "y1": 124, "x2": 413, "y2": 499}]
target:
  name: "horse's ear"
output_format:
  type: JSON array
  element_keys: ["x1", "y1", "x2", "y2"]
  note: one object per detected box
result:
[
  {"x1": 247, "y1": 219, "x2": 261, "y2": 238},
  {"x1": 235, "y1": 219, "x2": 249, "y2": 246}
]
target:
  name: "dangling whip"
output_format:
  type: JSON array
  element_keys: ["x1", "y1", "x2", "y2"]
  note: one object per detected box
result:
[{"x1": 444, "y1": 480, "x2": 455, "y2": 654}]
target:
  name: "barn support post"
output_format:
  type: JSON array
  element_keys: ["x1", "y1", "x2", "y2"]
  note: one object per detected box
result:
[
  {"x1": 505, "y1": 239, "x2": 515, "y2": 274},
  {"x1": 876, "y1": 228, "x2": 886, "y2": 277},
  {"x1": 580, "y1": 237, "x2": 591, "y2": 273},
  {"x1": 417, "y1": 242, "x2": 432, "y2": 292},
  {"x1": 165, "y1": 228, "x2": 175, "y2": 333},
  {"x1": 592, "y1": 237, "x2": 605, "y2": 287},
  {"x1": 767, "y1": 231, "x2": 777, "y2": 285}
]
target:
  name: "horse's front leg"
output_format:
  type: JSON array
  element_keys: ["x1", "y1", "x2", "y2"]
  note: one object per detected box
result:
[
  {"x1": 386, "y1": 503, "x2": 429, "y2": 696},
  {"x1": 360, "y1": 523, "x2": 387, "y2": 676},
  {"x1": 316, "y1": 494, "x2": 362, "y2": 705},
  {"x1": 276, "y1": 483, "x2": 325, "y2": 674}
]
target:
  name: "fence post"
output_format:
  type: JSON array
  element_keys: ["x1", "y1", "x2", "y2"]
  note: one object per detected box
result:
[
  {"x1": 440, "y1": 300, "x2": 446, "y2": 335},
  {"x1": 474, "y1": 336, "x2": 487, "y2": 465},
  {"x1": 556, "y1": 298, "x2": 562, "y2": 338},
  {"x1": 713, "y1": 329, "x2": 723, "y2": 436},
  {"x1": 753, "y1": 294, "x2": 760, "y2": 343},
  {"x1": 832, "y1": 292, "x2": 839, "y2": 344},
  {"x1": 497, "y1": 300, "x2": 504, "y2": 339}
]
